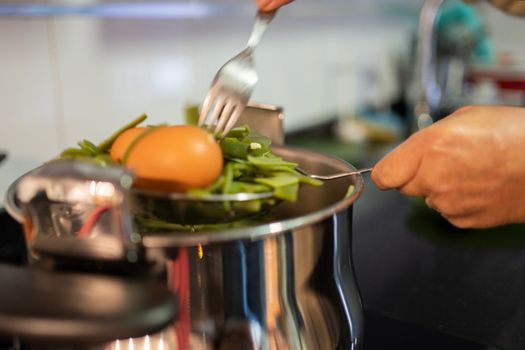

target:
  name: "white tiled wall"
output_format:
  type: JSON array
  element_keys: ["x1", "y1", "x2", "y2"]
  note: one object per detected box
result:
[{"x1": 0, "y1": 19, "x2": 60, "y2": 201}]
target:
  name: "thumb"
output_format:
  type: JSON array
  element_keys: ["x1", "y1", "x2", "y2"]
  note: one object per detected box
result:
[{"x1": 371, "y1": 131, "x2": 428, "y2": 190}]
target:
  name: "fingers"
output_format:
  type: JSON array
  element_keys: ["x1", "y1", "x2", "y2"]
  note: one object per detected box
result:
[
  {"x1": 256, "y1": 0, "x2": 292, "y2": 11},
  {"x1": 371, "y1": 131, "x2": 429, "y2": 193},
  {"x1": 256, "y1": 0, "x2": 273, "y2": 10}
]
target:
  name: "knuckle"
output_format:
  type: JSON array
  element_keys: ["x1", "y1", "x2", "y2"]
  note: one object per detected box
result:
[
  {"x1": 447, "y1": 216, "x2": 475, "y2": 229},
  {"x1": 431, "y1": 197, "x2": 461, "y2": 217}
]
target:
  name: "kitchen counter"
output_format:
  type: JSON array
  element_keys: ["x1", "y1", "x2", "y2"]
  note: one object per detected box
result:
[
  {"x1": 354, "y1": 179, "x2": 525, "y2": 350},
  {"x1": 287, "y1": 129, "x2": 525, "y2": 350}
]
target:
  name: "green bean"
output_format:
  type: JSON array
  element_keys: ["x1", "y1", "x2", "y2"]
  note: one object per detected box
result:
[
  {"x1": 78, "y1": 139, "x2": 100, "y2": 156},
  {"x1": 226, "y1": 126, "x2": 251, "y2": 140},
  {"x1": 60, "y1": 147, "x2": 91, "y2": 158},
  {"x1": 297, "y1": 175, "x2": 323, "y2": 187},
  {"x1": 184, "y1": 104, "x2": 200, "y2": 126},
  {"x1": 345, "y1": 185, "x2": 356, "y2": 198},
  {"x1": 93, "y1": 154, "x2": 115, "y2": 167},
  {"x1": 221, "y1": 163, "x2": 235, "y2": 194},
  {"x1": 98, "y1": 114, "x2": 147, "y2": 152},
  {"x1": 247, "y1": 155, "x2": 298, "y2": 170},
  {"x1": 221, "y1": 137, "x2": 249, "y2": 159},
  {"x1": 274, "y1": 183, "x2": 300, "y2": 202}
]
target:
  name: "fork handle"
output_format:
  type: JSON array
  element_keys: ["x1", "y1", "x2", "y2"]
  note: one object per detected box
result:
[{"x1": 247, "y1": 9, "x2": 277, "y2": 49}]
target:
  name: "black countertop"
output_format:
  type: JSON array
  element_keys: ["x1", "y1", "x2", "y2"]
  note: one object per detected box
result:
[{"x1": 354, "y1": 179, "x2": 525, "y2": 350}]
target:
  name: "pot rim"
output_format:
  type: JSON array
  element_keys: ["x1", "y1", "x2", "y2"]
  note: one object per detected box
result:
[{"x1": 142, "y1": 145, "x2": 365, "y2": 248}]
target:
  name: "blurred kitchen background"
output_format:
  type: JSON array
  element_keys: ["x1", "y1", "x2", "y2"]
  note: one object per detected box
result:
[{"x1": 0, "y1": 0, "x2": 524, "y2": 200}]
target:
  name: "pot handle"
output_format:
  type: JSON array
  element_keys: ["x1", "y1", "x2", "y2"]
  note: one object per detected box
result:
[
  {"x1": 4, "y1": 178, "x2": 24, "y2": 224},
  {"x1": 4, "y1": 160, "x2": 141, "y2": 263}
]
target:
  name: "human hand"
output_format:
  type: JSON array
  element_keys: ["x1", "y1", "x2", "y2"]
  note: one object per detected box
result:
[
  {"x1": 371, "y1": 106, "x2": 525, "y2": 229},
  {"x1": 256, "y1": 0, "x2": 293, "y2": 11}
]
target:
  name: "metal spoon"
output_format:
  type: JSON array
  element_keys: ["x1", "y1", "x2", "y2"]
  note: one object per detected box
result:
[{"x1": 296, "y1": 167, "x2": 373, "y2": 180}]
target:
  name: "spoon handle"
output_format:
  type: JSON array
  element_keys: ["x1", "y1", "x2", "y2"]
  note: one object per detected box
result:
[{"x1": 299, "y1": 167, "x2": 373, "y2": 180}]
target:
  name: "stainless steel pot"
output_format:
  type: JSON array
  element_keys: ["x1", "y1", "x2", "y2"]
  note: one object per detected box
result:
[
  {"x1": 139, "y1": 145, "x2": 365, "y2": 350},
  {"x1": 4, "y1": 105, "x2": 365, "y2": 350}
]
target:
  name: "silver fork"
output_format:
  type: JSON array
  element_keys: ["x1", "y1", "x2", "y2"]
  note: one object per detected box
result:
[{"x1": 198, "y1": 10, "x2": 277, "y2": 137}]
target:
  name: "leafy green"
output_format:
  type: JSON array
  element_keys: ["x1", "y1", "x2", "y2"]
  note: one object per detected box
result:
[
  {"x1": 58, "y1": 112, "x2": 324, "y2": 226},
  {"x1": 59, "y1": 114, "x2": 148, "y2": 166},
  {"x1": 188, "y1": 125, "x2": 323, "y2": 203}
]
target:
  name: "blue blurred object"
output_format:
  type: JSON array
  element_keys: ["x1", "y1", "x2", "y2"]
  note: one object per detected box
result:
[
  {"x1": 0, "y1": 2, "x2": 235, "y2": 19},
  {"x1": 436, "y1": 0, "x2": 494, "y2": 63}
]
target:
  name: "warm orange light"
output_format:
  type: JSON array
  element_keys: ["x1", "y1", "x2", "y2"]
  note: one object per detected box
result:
[{"x1": 198, "y1": 243, "x2": 203, "y2": 259}]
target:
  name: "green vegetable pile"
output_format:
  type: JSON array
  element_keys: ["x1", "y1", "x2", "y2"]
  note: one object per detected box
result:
[
  {"x1": 59, "y1": 114, "x2": 323, "y2": 204},
  {"x1": 189, "y1": 125, "x2": 323, "y2": 202},
  {"x1": 59, "y1": 114, "x2": 147, "y2": 167}
]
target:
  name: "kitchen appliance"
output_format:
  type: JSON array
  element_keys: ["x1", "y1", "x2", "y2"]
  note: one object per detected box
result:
[{"x1": 4, "y1": 104, "x2": 365, "y2": 350}]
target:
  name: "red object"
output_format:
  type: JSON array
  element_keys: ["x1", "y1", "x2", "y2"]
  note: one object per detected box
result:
[
  {"x1": 467, "y1": 68, "x2": 525, "y2": 91},
  {"x1": 167, "y1": 249, "x2": 190, "y2": 350},
  {"x1": 77, "y1": 205, "x2": 112, "y2": 238}
]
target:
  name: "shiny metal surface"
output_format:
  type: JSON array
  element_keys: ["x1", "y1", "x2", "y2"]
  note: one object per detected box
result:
[
  {"x1": 138, "y1": 146, "x2": 364, "y2": 350},
  {"x1": 5, "y1": 145, "x2": 365, "y2": 349},
  {"x1": 237, "y1": 103, "x2": 284, "y2": 146},
  {"x1": 151, "y1": 210, "x2": 362, "y2": 350},
  {"x1": 296, "y1": 167, "x2": 373, "y2": 181},
  {"x1": 5, "y1": 160, "x2": 140, "y2": 262},
  {"x1": 199, "y1": 10, "x2": 276, "y2": 137}
]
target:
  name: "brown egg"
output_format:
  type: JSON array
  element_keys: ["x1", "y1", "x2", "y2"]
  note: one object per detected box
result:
[
  {"x1": 111, "y1": 125, "x2": 223, "y2": 192},
  {"x1": 110, "y1": 127, "x2": 147, "y2": 163}
]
